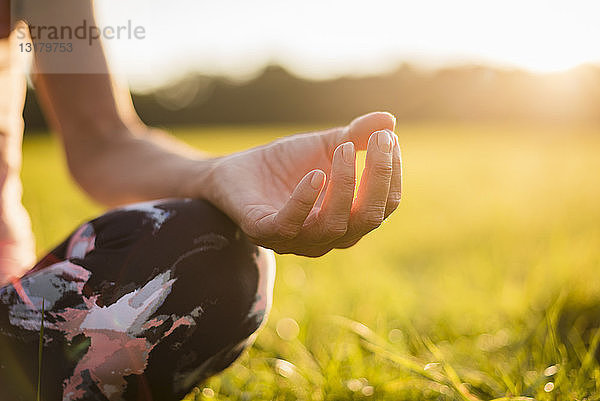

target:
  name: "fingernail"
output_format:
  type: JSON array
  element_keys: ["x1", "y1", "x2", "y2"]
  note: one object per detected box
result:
[
  {"x1": 382, "y1": 112, "x2": 397, "y2": 130},
  {"x1": 386, "y1": 129, "x2": 398, "y2": 146},
  {"x1": 310, "y1": 170, "x2": 324, "y2": 190},
  {"x1": 376, "y1": 131, "x2": 392, "y2": 153},
  {"x1": 341, "y1": 142, "x2": 354, "y2": 164}
]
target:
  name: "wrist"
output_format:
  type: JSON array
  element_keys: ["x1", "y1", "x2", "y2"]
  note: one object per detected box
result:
[{"x1": 179, "y1": 156, "x2": 221, "y2": 203}]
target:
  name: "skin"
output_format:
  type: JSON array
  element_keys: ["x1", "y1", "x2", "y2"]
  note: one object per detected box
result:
[
  {"x1": 0, "y1": 0, "x2": 402, "y2": 285},
  {"x1": 203, "y1": 114, "x2": 402, "y2": 257}
]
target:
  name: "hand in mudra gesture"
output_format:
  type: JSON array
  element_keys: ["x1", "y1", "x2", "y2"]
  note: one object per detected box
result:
[{"x1": 204, "y1": 112, "x2": 401, "y2": 257}]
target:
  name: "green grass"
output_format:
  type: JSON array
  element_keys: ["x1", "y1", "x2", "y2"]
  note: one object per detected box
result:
[{"x1": 22, "y1": 123, "x2": 600, "y2": 400}]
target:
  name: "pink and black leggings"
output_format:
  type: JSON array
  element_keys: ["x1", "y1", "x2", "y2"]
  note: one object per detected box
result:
[{"x1": 0, "y1": 199, "x2": 275, "y2": 401}]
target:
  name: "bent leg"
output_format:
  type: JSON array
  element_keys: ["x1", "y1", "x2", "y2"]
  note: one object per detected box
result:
[{"x1": 0, "y1": 199, "x2": 275, "y2": 401}]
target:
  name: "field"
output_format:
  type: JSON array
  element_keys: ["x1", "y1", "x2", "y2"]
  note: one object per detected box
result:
[{"x1": 22, "y1": 123, "x2": 600, "y2": 400}]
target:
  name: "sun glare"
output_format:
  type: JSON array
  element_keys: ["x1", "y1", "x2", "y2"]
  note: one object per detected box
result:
[
  {"x1": 511, "y1": 59, "x2": 589, "y2": 74},
  {"x1": 94, "y1": 0, "x2": 600, "y2": 87}
]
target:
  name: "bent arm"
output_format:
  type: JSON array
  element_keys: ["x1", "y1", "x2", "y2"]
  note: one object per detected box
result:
[
  {"x1": 34, "y1": 73, "x2": 214, "y2": 206},
  {"x1": 27, "y1": 0, "x2": 214, "y2": 206},
  {"x1": 21, "y1": 0, "x2": 402, "y2": 258}
]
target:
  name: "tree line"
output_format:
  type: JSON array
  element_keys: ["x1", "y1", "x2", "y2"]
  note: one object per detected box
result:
[{"x1": 23, "y1": 63, "x2": 600, "y2": 131}]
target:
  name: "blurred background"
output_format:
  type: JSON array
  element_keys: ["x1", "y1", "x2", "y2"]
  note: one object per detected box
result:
[
  {"x1": 21, "y1": 0, "x2": 600, "y2": 399},
  {"x1": 23, "y1": 0, "x2": 600, "y2": 128}
]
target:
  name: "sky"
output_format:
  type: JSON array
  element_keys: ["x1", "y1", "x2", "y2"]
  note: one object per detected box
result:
[{"x1": 93, "y1": 0, "x2": 600, "y2": 90}]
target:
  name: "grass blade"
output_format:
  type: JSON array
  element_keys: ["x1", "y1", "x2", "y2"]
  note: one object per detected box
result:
[{"x1": 37, "y1": 299, "x2": 45, "y2": 401}]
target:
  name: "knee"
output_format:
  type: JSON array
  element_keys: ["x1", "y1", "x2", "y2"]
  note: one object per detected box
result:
[
  {"x1": 79, "y1": 199, "x2": 277, "y2": 398},
  {"x1": 108, "y1": 199, "x2": 277, "y2": 396},
  {"x1": 1, "y1": 199, "x2": 277, "y2": 401},
  {"x1": 151, "y1": 198, "x2": 276, "y2": 337},
  {"x1": 84, "y1": 198, "x2": 276, "y2": 328},
  {"x1": 150, "y1": 198, "x2": 276, "y2": 327}
]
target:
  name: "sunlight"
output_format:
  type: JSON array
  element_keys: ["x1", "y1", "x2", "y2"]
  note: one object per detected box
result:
[{"x1": 92, "y1": 0, "x2": 600, "y2": 86}]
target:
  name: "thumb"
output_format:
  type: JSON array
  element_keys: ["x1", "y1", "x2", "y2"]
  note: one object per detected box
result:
[{"x1": 256, "y1": 169, "x2": 325, "y2": 240}]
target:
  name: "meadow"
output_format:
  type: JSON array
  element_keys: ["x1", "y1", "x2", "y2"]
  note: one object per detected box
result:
[{"x1": 22, "y1": 123, "x2": 600, "y2": 400}]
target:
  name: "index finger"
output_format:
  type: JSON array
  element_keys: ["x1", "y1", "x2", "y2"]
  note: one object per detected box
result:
[
  {"x1": 334, "y1": 130, "x2": 394, "y2": 246},
  {"x1": 318, "y1": 112, "x2": 397, "y2": 156},
  {"x1": 343, "y1": 112, "x2": 396, "y2": 150}
]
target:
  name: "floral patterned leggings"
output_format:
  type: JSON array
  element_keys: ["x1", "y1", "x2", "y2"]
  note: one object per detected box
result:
[{"x1": 0, "y1": 199, "x2": 275, "y2": 401}]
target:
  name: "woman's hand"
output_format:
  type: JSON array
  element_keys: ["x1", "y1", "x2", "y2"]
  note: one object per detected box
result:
[{"x1": 202, "y1": 112, "x2": 402, "y2": 257}]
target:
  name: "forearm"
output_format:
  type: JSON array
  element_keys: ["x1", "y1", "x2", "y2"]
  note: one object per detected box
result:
[
  {"x1": 64, "y1": 126, "x2": 216, "y2": 207},
  {"x1": 26, "y1": 11, "x2": 218, "y2": 207}
]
